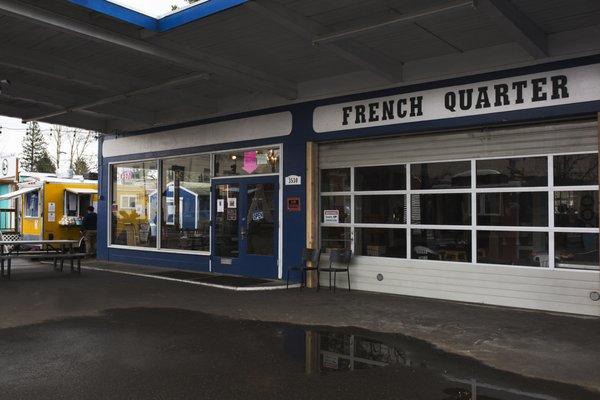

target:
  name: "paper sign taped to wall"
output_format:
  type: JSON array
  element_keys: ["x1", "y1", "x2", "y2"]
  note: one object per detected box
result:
[
  {"x1": 217, "y1": 199, "x2": 225, "y2": 213},
  {"x1": 48, "y1": 202, "x2": 56, "y2": 212},
  {"x1": 227, "y1": 198, "x2": 237, "y2": 209},
  {"x1": 227, "y1": 208, "x2": 237, "y2": 221},
  {"x1": 48, "y1": 212, "x2": 55, "y2": 222}
]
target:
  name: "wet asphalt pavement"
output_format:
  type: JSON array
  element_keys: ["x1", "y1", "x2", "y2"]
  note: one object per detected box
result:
[{"x1": 1, "y1": 307, "x2": 599, "y2": 400}]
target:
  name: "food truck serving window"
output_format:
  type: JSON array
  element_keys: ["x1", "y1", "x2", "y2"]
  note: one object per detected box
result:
[{"x1": 63, "y1": 188, "x2": 97, "y2": 217}]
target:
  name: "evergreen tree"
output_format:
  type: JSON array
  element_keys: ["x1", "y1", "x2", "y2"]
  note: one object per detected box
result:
[
  {"x1": 73, "y1": 157, "x2": 89, "y2": 175},
  {"x1": 35, "y1": 150, "x2": 56, "y2": 173},
  {"x1": 20, "y1": 122, "x2": 46, "y2": 172}
]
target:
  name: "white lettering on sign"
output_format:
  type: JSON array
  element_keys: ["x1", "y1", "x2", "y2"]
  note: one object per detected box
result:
[
  {"x1": 323, "y1": 209, "x2": 339, "y2": 223},
  {"x1": 313, "y1": 64, "x2": 600, "y2": 133},
  {"x1": 285, "y1": 175, "x2": 301, "y2": 185}
]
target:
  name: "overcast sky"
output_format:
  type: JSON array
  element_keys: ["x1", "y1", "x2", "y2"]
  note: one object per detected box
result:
[
  {"x1": 0, "y1": 115, "x2": 98, "y2": 171},
  {"x1": 109, "y1": 0, "x2": 202, "y2": 17}
]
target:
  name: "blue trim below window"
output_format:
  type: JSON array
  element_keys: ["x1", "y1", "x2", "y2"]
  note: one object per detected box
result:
[{"x1": 68, "y1": 0, "x2": 247, "y2": 31}]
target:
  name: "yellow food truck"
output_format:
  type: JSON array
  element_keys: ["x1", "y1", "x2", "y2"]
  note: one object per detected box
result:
[{"x1": 0, "y1": 174, "x2": 97, "y2": 241}]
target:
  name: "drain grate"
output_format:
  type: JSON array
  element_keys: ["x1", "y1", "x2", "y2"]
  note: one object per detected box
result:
[{"x1": 153, "y1": 271, "x2": 213, "y2": 280}]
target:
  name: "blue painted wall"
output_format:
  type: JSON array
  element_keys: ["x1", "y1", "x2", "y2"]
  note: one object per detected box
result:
[{"x1": 98, "y1": 54, "x2": 600, "y2": 279}]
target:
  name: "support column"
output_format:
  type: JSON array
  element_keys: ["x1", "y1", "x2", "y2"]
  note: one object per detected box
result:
[
  {"x1": 306, "y1": 141, "x2": 319, "y2": 287},
  {"x1": 597, "y1": 112, "x2": 600, "y2": 271}
]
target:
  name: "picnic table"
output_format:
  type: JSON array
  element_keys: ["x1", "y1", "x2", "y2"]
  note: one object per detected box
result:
[{"x1": 0, "y1": 239, "x2": 85, "y2": 279}]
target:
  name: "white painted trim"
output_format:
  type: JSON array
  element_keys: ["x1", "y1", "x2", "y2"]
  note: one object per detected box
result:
[{"x1": 103, "y1": 112, "x2": 293, "y2": 158}]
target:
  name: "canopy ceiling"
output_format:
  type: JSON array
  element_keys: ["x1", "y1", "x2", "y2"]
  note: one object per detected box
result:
[{"x1": 0, "y1": 0, "x2": 599, "y2": 134}]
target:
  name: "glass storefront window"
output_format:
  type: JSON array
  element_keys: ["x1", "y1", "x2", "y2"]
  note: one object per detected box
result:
[
  {"x1": 355, "y1": 195, "x2": 405, "y2": 224},
  {"x1": 554, "y1": 191, "x2": 598, "y2": 228},
  {"x1": 321, "y1": 227, "x2": 351, "y2": 253},
  {"x1": 321, "y1": 168, "x2": 350, "y2": 192},
  {"x1": 160, "y1": 155, "x2": 211, "y2": 252},
  {"x1": 214, "y1": 148, "x2": 279, "y2": 177},
  {"x1": 214, "y1": 183, "x2": 239, "y2": 257},
  {"x1": 355, "y1": 228, "x2": 406, "y2": 258},
  {"x1": 477, "y1": 231, "x2": 548, "y2": 267},
  {"x1": 555, "y1": 232, "x2": 598, "y2": 270},
  {"x1": 411, "y1": 161, "x2": 471, "y2": 189},
  {"x1": 25, "y1": 191, "x2": 40, "y2": 218},
  {"x1": 554, "y1": 153, "x2": 598, "y2": 186},
  {"x1": 477, "y1": 192, "x2": 548, "y2": 226},
  {"x1": 411, "y1": 229, "x2": 471, "y2": 262},
  {"x1": 476, "y1": 156, "x2": 547, "y2": 187},
  {"x1": 246, "y1": 183, "x2": 277, "y2": 256},
  {"x1": 321, "y1": 196, "x2": 351, "y2": 223},
  {"x1": 411, "y1": 194, "x2": 471, "y2": 225},
  {"x1": 111, "y1": 161, "x2": 158, "y2": 247},
  {"x1": 355, "y1": 165, "x2": 405, "y2": 191}
]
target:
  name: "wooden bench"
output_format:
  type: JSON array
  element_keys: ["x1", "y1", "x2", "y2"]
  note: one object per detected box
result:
[{"x1": 0, "y1": 252, "x2": 86, "y2": 280}]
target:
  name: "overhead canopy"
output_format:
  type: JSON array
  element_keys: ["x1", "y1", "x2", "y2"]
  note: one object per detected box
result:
[
  {"x1": 0, "y1": 0, "x2": 599, "y2": 134},
  {"x1": 65, "y1": 188, "x2": 97, "y2": 195},
  {"x1": 0, "y1": 186, "x2": 39, "y2": 200}
]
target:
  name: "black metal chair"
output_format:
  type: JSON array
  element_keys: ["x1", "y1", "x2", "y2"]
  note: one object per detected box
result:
[
  {"x1": 286, "y1": 248, "x2": 321, "y2": 289},
  {"x1": 319, "y1": 249, "x2": 352, "y2": 292}
]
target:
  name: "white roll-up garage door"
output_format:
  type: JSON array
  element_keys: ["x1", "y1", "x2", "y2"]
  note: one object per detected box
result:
[
  {"x1": 319, "y1": 120, "x2": 597, "y2": 168},
  {"x1": 317, "y1": 119, "x2": 600, "y2": 316}
]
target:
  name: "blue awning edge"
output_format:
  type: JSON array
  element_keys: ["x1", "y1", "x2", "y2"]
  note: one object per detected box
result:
[{"x1": 68, "y1": 0, "x2": 248, "y2": 32}]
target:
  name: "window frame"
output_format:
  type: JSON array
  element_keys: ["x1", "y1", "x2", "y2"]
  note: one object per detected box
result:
[
  {"x1": 319, "y1": 150, "x2": 599, "y2": 270},
  {"x1": 107, "y1": 144, "x2": 283, "y2": 262}
]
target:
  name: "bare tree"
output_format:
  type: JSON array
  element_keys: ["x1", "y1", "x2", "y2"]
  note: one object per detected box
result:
[
  {"x1": 48, "y1": 125, "x2": 64, "y2": 170},
  {"x1": 66, "y1": 129, "x2": 95, "y2": 170}
]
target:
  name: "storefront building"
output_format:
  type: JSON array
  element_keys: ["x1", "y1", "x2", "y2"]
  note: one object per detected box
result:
[{"x1": 99, "y1": 55, "x2": 600, "y2": 316}]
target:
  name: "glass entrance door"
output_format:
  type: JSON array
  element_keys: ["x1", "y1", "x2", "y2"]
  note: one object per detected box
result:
[{"x1": 211, "y1": 176, "x2": 279, "y2": 278}]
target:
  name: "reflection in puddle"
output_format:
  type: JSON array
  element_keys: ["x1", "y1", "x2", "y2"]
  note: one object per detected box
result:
[{"x1": 302, "y1": 330, "x2": 563, "y2": 400}]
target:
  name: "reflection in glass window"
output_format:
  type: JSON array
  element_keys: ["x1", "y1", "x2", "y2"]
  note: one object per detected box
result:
[
  {"x1": 321, "y1": 168, "x2": 350, "y2": 192},
  {"x1": 477, "y1": 156, "x2": 547, "y2": 187},
  {"x1": 111, "y1": 161, "x2": 158, "y2": 248},
  {"x1": 160, "y1": 155, "x2": 211, "y2": 252},
  {"x1": 411, "y1": 229, "x2": 471, "y2": 261},
  {"x1": 411, "y1": 161, "x2": 470, "y2": 189},
  {"x1": 246, "y1": 183, "x2": 276, "y2": 256},
  {"x1": 555, "y1": 232, "x2": 598, "y2": 270},
  {"x1": 321, "y1": 227, "x2": 351, "y2": 253},
  {"x1": 214, "y1": 148, "x2": 279, "y2": 176},
  {"x1": 411, "y1": 194, "x2": 471, "y2": 225},
  {"x1": 477, "y1": 192, "x2": 548, "y2": 226},
  {"x1": 321, "y1": 196, "x2": 351, "y2": 223},
  {"x1": 214, "y1": 183, "x2": 239, "y2": 257},
  {"x1": 477, "y1": 231, "x2": 548, "y2": 267},
  {"x1": 355, "y1": 228, "x2": 406, "y2": 258},
  {"x1": 25, "y1": 191, "x2": 39, "y2": 218},
  {"x1": 554, "y1": 153, "x2": 598, "y2": 186},
  {"x1": 355, "y1": 195, "x2": 405, "y2": 224},
  {"x1": 355, "y1": 165, "x2": 405, "y2": 191},
  {"x1": 554, "y1": 191, "x2": 598, "y2": 228}
]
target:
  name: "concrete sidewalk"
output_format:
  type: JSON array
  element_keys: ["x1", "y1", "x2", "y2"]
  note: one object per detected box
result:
[{"x1": 1, "y1": 259, "x2": 599, "y2": 393}]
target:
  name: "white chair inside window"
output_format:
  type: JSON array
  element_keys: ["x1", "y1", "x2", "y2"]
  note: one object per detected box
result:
[
  {"x1": 533, "y1": 254, "x2": 549, "y2": 267},
  {"x1": 414, "y1": 245, "x2": 437, "y2": 260}
]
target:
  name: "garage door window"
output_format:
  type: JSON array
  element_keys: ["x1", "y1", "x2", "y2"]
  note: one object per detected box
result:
[{"x1": 319, "y1": 152, "x2": 598, "y2": 270}]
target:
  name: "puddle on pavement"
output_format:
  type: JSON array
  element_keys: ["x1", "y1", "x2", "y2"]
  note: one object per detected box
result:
[{"x1": 0, "y1": 308, "x2": 597, "y2": 400}]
